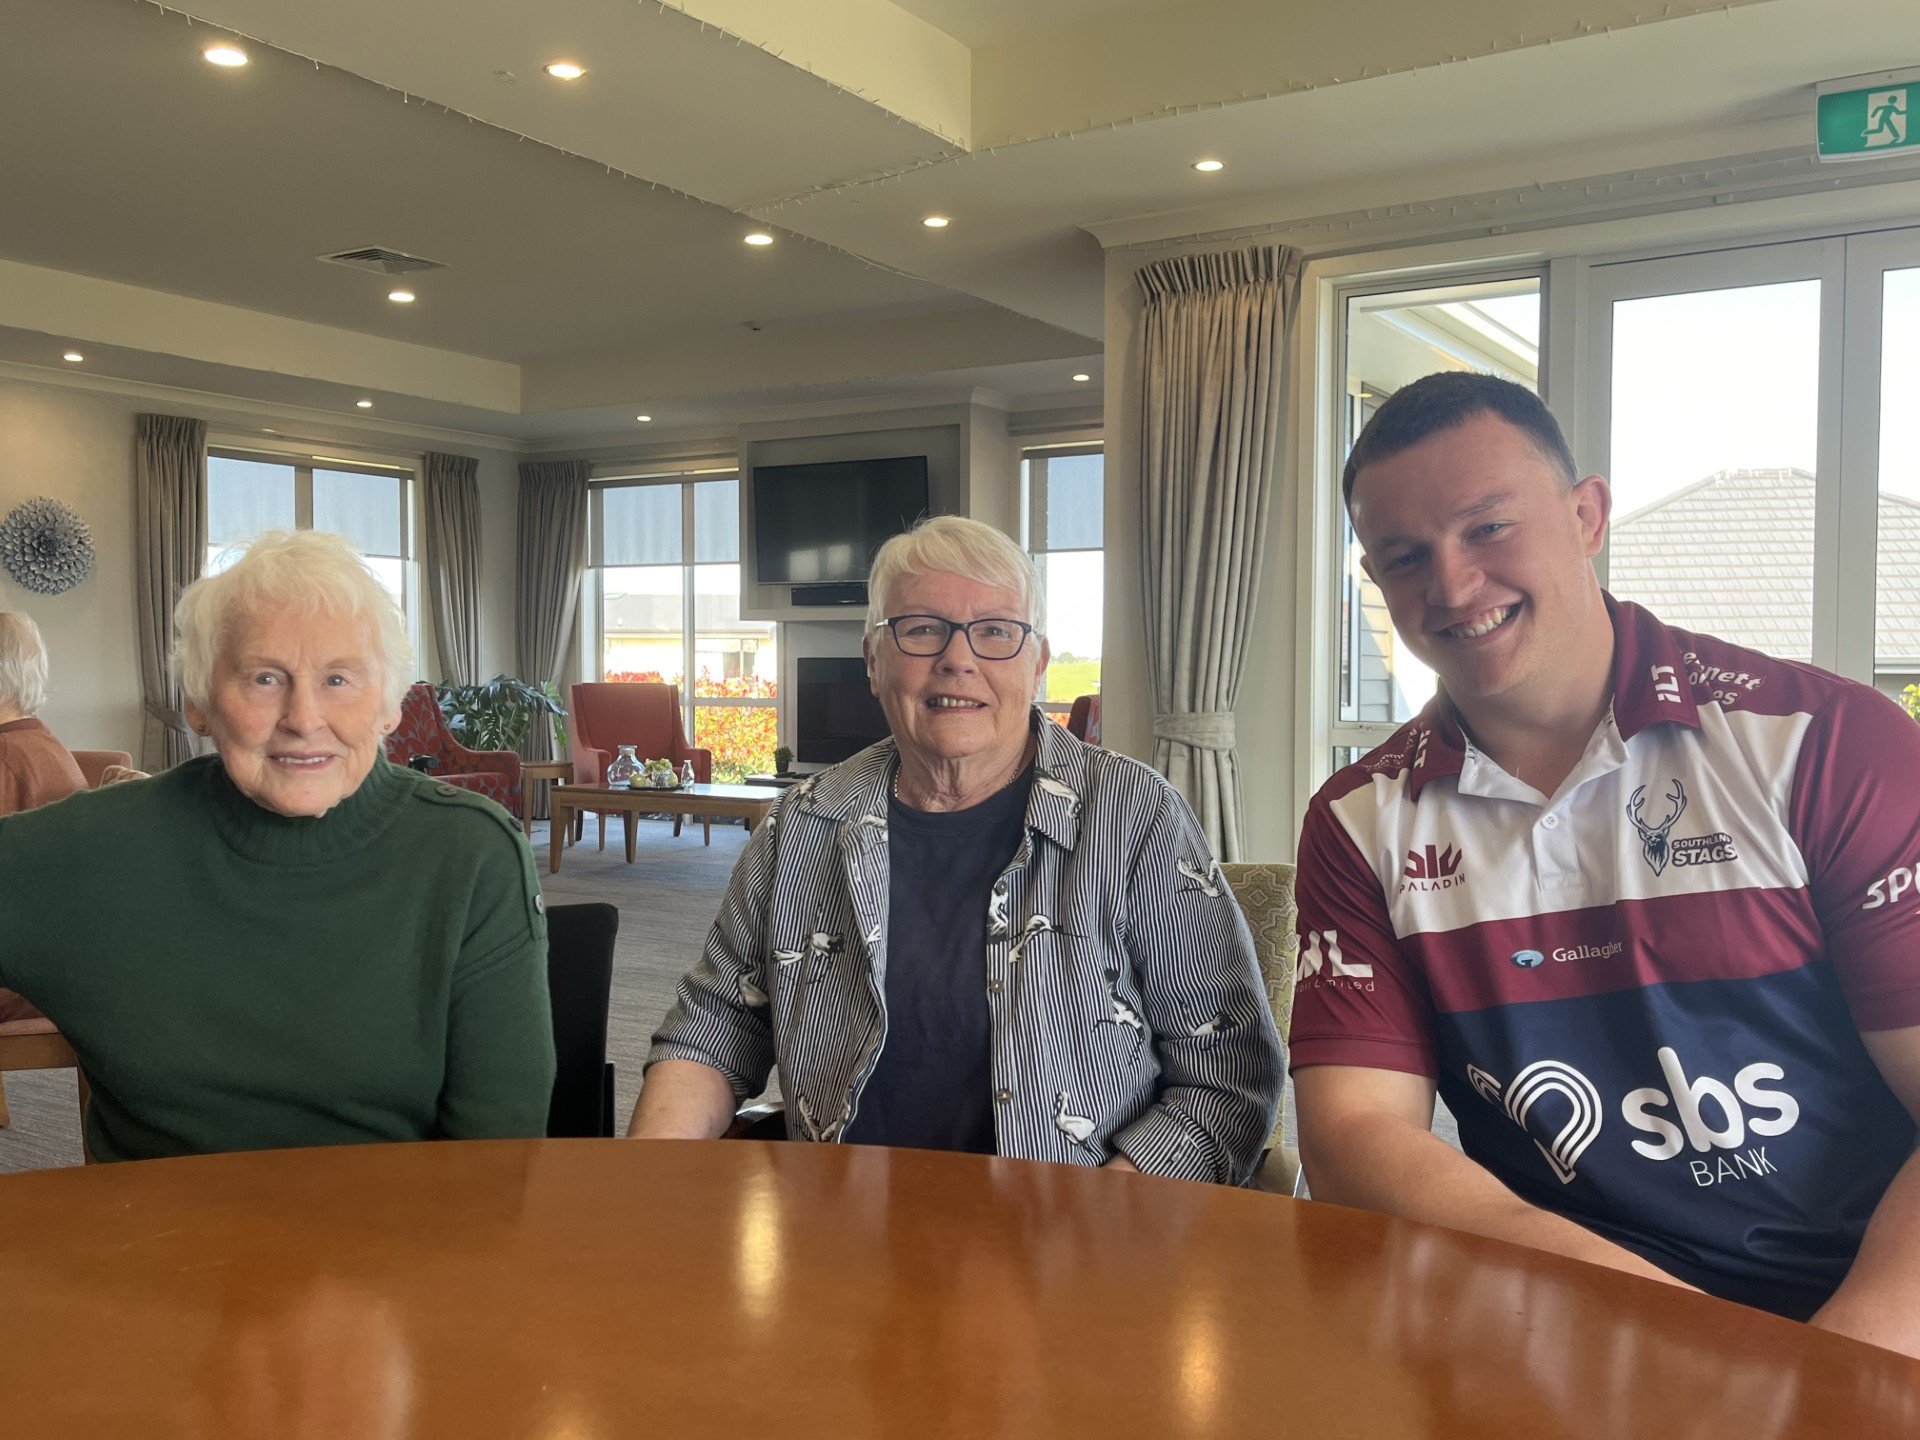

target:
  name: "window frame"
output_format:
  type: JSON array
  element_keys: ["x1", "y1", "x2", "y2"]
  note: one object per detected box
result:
[
  {"x1": 203, "y1": 441, "x2": 420, "y2": 649},
  {"x1": 586, "y1": 467, "x2": 778, "y2": 758},
  {"x1": 1022, "y1": 440, "x2": 1105, "y2": 718}
]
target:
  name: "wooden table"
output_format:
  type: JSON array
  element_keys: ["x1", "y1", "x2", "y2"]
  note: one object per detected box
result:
[
  {"x1": 5, "y1": 1141, "x2": 1916, "y2": 1438},
  {"x1": 548, "y1": 781, "x2": 779, "y2": 870},
  {"x1": 519, "y1": 758, "x2": 573, "y2": 838}
]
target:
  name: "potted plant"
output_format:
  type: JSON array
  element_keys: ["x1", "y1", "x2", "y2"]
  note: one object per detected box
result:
[
  {"x1": 436, "y1": 676, "x2": 569, "y2": 753},
  {"x1": 773, "y1": 745, "x2": 793, "y2": 777}
]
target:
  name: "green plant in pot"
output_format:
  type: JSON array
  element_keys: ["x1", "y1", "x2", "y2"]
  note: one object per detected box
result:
[
  {"x1": 436, "y1": 676, "x2": 569, "y2": 753},
  {"x1": 773, "y1": 745, "x2": 793, "y2": 776}
]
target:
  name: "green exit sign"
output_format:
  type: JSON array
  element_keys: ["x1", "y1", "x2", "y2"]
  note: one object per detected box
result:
[{"x1": 1817, "y1": 69, "x2": 1920, "y2": 161}]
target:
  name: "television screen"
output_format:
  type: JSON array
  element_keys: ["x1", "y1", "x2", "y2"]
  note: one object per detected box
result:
[
  {"x1": 795, "y1": 657, "x2": 890, "y2": 764},
  {"x1": 752, "y1": 455, "x2": 929, "y2": 585}
]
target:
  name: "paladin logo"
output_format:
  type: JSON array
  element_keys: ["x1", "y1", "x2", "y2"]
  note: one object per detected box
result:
[
  {"x1": 1627, "y1": 780, "x2": 1687, "y2": 875},
  {"x1": 1400, "y1": 842, "x2": 1464, "y2": 894},
  {"x1": 1468, "y1": 1059, "x2": 1603, "y2": 1185}
]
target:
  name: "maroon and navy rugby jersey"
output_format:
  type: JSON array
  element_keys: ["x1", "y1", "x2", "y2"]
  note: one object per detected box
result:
[{"x1": 1291, "y1": 598, "x2": 1920, "y2": 1318}]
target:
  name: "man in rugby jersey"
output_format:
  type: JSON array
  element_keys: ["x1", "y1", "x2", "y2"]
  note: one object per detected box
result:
[{"x1": 1291, "y1": 371, "x2": 1920, "y2": 1354}]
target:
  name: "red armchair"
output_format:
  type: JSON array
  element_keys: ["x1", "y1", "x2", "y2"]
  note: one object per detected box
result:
[
  {"x1": 1066, "y1": 694, "x2": 1102, "y2": 745},
  {"x1": 384, "y1": 682, "x2": 522, "y2": 812},
  {"x1": 568, "y1": 682, "x2": 712, "y2": 844}
]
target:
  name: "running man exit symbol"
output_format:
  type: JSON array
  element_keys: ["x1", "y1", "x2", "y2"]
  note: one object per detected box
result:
[
  {"x1": 1817, "y1": 72, "x2": 1920, "y2": 161},
  {"x1": 1865, "y1": 91, "x2": 1908, "y2": 147}
]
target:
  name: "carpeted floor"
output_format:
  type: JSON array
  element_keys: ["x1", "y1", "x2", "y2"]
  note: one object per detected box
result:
[{"x1": 0, "y1": 815, "x2": 754, "y2": 1175}]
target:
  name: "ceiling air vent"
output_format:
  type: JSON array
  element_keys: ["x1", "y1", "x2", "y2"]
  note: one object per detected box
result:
[{"x1": 318, "y1": 246, "x2": 447, "y2": 276}]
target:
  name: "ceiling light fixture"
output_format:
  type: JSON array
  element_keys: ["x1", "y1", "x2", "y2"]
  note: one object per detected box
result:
[
  {"x1": 1071, "y1": 373, "x2": 1091, "y2": 383},
  {"x1": 743, "y1": 231, "x2": 775, "y2": 247},
  {"x1": 636, "y1": 414, "x2": 653, "y2": 423},
  {"x1": 544, "y1": 61, "x2": 586, "y2": 80},
  {"x1": 387, "y1": 288, "x2": 416, "y2": 304},
  {"x1": 355, "y1": 399, "x2": 373, "y2": 409},
  {"x1": 203, "y1": 42, "x2": 249, "y2": 68},
  {"x1": 62, "y1": 351, "x2": 84, "y2": 363},
  {"x1": 1192, "y1": 158, "x2": 1225, "y2": 173},
  {"x1": 922, "y1": 215, "x2": 951, "y2": 229}
]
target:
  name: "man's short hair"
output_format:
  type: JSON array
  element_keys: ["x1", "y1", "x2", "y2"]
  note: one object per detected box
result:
[{"x1": 1341, "y1": 371, "x2": 1578, "y2": 505}]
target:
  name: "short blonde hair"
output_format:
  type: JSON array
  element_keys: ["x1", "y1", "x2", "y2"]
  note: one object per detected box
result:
[
  {"x1": 172, "y1": 530, "x2": 414, "y2": 713},
  {"x1": 866, "y1": 515, "x2": 1044, "y2": 631},
  {"x1": 0, "y1": 612, "x2": 51, "y2": 717}
]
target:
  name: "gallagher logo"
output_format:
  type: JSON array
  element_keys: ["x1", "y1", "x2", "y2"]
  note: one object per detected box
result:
[
  {"x1": 1510, "y1": 949, "x2": 1546, "y2": 969},
  {"x1": 1400, "y1": 842, "x2": 1464, "y2": 895}
]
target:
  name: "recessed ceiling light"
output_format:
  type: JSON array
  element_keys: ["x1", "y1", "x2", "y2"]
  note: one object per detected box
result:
[
  {"x1": 355, "y1": 399, "x2": 373, "y2": 409},
  {"x1": 544, "y1": 61, "x2": 586, "y2": 80},
  {"x1": 1071, "y1": 373, "x2": 1091, "y2": 383},
  {"x1": 743, "y1": 231, "x2": 775, "y2": 247},
  {"x1": 62, "y1": 351, "x2": 84, "y2": 363},
  {"x1": 387, "y1": 288, "x2": 416, "y2": 304},
  {"x1": 922, "y1": 215, "x2": 951, "y2": 229},
  {"x1": 203, "y1": 42, "x2": 249, "y2": 68},
  {"x1": 636, "y1": 414, "x2": 653, "y2": 423},
  {"x1": 1192, "y1": 158, "x2": 1225, "y2": 173}
]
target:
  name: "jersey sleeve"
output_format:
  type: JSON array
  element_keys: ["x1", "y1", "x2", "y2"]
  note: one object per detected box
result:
[
  {"x1": 1788, "y1": 685, "x2": 1920, "y2": 1031},
  {"x1": 1289, "y1": 789, "x2": 1439, "y2": 1077}
]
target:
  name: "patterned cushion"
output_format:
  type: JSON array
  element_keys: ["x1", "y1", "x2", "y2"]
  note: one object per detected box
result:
[{"x1": 1220, "y1": 861, "x2": 1298, "y2": 1152}]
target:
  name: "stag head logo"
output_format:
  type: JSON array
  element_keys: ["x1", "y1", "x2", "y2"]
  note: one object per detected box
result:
[{"x1": 1627, "y1": 780, "x2": 1687, "y2": 876}]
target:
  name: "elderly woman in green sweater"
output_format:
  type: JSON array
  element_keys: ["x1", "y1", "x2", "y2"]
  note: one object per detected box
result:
[{"x1": 0, "y1": 530, "x2": 554, "y2": 1162}]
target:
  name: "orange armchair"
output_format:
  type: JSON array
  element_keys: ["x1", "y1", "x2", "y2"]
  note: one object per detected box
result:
[
  {"x1": 383, "y1": 682, "x2": 522, "y2": 812},
  {"x1": 568, "y1": 683, "x2": 712, "y2": 845}
]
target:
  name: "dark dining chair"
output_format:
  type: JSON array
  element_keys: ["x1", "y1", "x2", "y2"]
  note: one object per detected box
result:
[{"x1": 544, "y1": 902, "x2": 619, "y2": 1138}]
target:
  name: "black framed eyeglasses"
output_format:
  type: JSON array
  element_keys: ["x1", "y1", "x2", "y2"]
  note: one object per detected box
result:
[{"x1": 874, "y1": 614, "x2": 1035, "y2": 660}]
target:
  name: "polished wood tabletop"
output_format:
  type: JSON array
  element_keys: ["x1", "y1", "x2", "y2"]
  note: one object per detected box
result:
[
  {"x1": 548, "y1": 782, "x2": 779, "y2": 868},
  {"x1": 5, "y1": 1141, "x2": 1917, "y2": 1438}
]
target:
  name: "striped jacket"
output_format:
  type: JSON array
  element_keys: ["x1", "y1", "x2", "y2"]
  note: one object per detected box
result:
[{"x1": 648, "y1": 715, "x2": 1284, "y2": 1183}]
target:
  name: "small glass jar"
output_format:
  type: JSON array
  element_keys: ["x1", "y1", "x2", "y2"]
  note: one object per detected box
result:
[
  {"x1": 606, "y1": 745, "x2": 640, "y2": 789},
  {"x1": 680, "y1": 759, "x2": 696, "y2": 788}
]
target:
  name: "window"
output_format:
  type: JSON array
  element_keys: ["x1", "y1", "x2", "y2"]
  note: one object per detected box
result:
[
  {"x1": 590, "y1": 472, "x2": 778, "y2": 781},
  {"x1": 1023, "y1": 444, "x2": 1103, "y2": 716},
  {"x1": 1327, "y1": 276, "x2": 1542, "y2": 773},
  {"x1": 205, "y1": 450, "x2": 413, "y2": 619}
]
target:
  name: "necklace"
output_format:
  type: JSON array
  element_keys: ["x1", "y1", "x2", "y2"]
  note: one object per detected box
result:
[{"x1": 892, "y1": 741, "x2": 1035, "y2": 810}]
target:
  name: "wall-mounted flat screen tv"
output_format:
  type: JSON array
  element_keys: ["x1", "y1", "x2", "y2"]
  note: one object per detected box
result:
[{"x1": 752, "y1": 455, "x2": 929, "y2": 585}]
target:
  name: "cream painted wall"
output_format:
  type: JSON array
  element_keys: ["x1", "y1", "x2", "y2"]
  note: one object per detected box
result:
[
  {"x1": 1101, "y1": 243, "x2": 1302, "y2": 862},
  {"x1": 0, "y1": 380, "x2": 141, "y2": 752},
  {"x1": 0, "y1": 371, "x2": 525, "y2": 756}
]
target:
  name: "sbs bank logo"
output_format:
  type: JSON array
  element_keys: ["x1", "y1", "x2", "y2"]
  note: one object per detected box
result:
[{"x1": 1468, "y1": 1060, "x2": 1603, "y2": 1184}]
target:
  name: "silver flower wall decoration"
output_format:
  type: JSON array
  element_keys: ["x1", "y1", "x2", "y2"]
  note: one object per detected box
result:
[{"x1": 0, "y1": 497, "x2": 95, "y2": 596}]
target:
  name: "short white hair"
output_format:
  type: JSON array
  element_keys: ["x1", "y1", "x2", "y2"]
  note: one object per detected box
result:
[
  {"x1": 866, "y1": 515, "x2": 1044, "y2": 631},
  {"x1": 172, "y1": 530, "x2": 414, "y2": 713},
  {"x1": 0, "y1": 612, "x2": 51, "y2": 717}
]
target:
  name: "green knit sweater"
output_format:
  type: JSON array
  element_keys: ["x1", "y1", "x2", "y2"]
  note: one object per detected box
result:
[{"x1": 0, "y1": 756, "x2": 555, "y2": 1162}]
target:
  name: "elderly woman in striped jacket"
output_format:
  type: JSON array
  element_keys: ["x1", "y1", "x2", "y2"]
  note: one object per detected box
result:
[{"x1": 632, "y1": 516, "x2": 1283, "y2": 1183}]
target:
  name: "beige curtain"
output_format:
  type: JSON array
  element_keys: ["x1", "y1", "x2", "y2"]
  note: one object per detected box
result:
[
  {"x1": 134, "y1": 414, "x2": 207, "y2": 771},
  {"x1": 422, "y1": 452, "x2": 482, "y2": 685},
  {"x1": 515, "y1": 460, "x2": 590, "y2": 788},
  {"x1": 1137, "y1": 244, "x2": 1299, "y2": 859}
]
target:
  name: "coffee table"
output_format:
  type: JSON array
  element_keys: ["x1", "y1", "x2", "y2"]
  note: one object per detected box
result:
[{"x1": 548, "y1": 781, "x2": 780, "y2": 871}]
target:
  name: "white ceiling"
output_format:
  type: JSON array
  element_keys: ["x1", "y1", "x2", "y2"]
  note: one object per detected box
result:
[{"x1": 3, "y1": 0, "x2": 1915, "y2": 445}]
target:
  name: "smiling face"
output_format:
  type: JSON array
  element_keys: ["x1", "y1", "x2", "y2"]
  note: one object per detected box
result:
[
  {"x1": 1348, "y1": 412, "x2": 1612, "y2": 718},
  {"x1": 864, "y1": 569, "x2": 1049, "y2": 777},
  {"x1": 185, "y1": 604, "x2": 398, "y2": 818}
]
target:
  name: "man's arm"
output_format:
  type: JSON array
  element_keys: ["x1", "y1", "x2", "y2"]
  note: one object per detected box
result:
[
  {"x1": 627, "y1": 1058, "x2": 739, "y2": 1139},
  {"x1": 1809, "y1": 1026, "x2": 1920, "y2": 1357},
  {"x1": 1297, "y1": 1064, "x2": 1694, "y2": 1287}
]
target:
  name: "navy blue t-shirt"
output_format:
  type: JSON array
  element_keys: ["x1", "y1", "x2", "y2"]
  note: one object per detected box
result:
[{"x1": 845, "y1": 770, "x2": 1031, "y2": 1153}]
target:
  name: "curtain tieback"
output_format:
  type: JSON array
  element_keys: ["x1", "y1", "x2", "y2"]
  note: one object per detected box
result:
[
  {"x1": 1152, "y1": 711, "x2": 1235, "y2": 751},
  {"x1": 144, "y1": 699, "x2": 190, "y2": 733}
]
